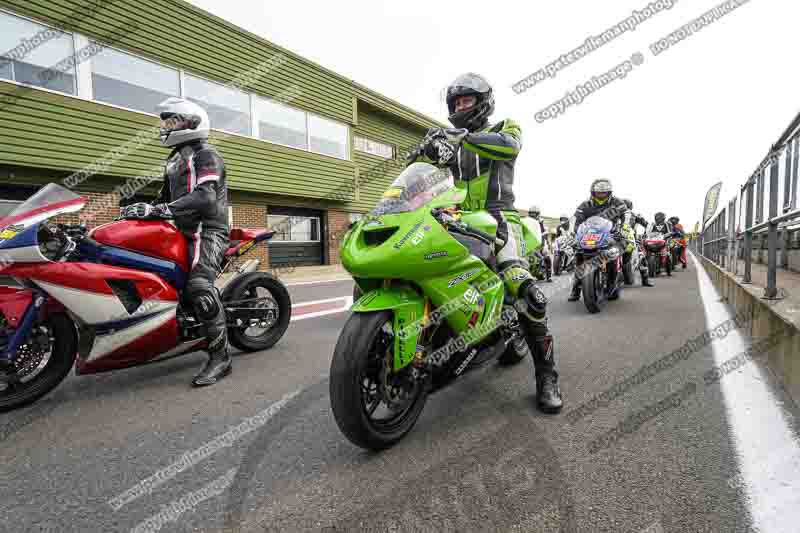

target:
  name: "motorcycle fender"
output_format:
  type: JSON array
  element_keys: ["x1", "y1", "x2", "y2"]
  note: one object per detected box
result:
[
  {"x1": 0, "y1": 287, "x2": 34, "y2": 326},
  {"x1": 352, "y1": 287, "x2": 424, "y2": 371}
]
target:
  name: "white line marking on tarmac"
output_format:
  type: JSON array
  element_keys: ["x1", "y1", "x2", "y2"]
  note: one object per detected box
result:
[
  {"x1": 694, "y1": 255, "x2": 800, "y2": 532},
  {"x1": 284, "y1": 278, "x2": 352, "y2": 287},
  {"x1": 290, "y1": 296, "x2": 353, "y2": 322}
]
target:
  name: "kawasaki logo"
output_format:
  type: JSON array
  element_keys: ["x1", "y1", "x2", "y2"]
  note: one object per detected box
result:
[
  {"x1": 448, "y1": 268, "x2": 480, "y2": 288},
  {"x1": 394, "y1": 222, "x2": 422, "y2": 249}
]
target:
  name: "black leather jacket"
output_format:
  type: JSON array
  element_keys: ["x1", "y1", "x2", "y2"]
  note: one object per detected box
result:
[
  {"x1": 574, "y1": 196, "x2": 629, "y2": 228},
  {"x1": 156, "y1": 140, "x2": 229, "y2": 234}
]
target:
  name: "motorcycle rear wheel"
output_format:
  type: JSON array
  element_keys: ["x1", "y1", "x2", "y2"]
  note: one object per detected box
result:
[
  {"x1": 330, "y1": 311, "x2": 428, "y2": 450},
  {"x1": 0, "y1": 313, "x2": 77, "y2": 413},
  {"x1": 224, "y1": 273, "x2": 291, "y2": 352},
  {"x1": 623, "y1": 257, "x2": 635, "y2": 285}
]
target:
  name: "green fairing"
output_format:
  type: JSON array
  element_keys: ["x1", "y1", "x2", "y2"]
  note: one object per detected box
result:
[
  {"x1": 341, "y1": 162, "x2": 508, "y2": 371},
  {"x1": 520, "y1": 216, "x2": 543, "y2": 254},
  {"x1": 351, "y1": 287, "x2": 425, "y2": 370}
]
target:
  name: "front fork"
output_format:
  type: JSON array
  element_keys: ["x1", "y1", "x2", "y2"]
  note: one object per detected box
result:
[{"x1": 1, "y1": 293, "x2": 46, "y2": 366}]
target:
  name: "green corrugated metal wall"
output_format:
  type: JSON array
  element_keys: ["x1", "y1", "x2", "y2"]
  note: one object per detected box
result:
[
  {"x1": 349, "y1": 102, "x2": 427, "y2": 212},
  {"x1": 0, "y1": 0, "x2": 442, "y2": 209}
]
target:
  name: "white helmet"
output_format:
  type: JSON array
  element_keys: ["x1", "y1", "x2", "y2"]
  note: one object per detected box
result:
[{"x1": 156, "y1": 97, "x2": 210, "y2": 147}]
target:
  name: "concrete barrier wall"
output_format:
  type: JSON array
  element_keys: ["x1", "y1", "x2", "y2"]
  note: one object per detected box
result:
[{"x1": 699, "y1": 256, "x2": 800, "y2": 405}]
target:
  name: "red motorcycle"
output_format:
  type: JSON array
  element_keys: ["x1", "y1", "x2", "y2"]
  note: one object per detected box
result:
[
  {"x1": 0, "y1": 184, "x2": 291, "y2": 412},
  {"x1": 643, "y1": 231, "x2": 673, "y2": 277}
]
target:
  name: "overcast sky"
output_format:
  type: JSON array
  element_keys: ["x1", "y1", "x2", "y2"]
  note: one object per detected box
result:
[{"x1": 187, "y1": 0, "x2": 798, "y2": 229}]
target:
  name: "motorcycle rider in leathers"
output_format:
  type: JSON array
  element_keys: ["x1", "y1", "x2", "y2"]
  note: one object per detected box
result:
[
  {"x1": 622, "y1": 199, "x2": 653, "y2": 287},
  {"x1": 568, "y1": 179, "x2": 630, "y2": 302},
  {"x1": 669, "y1": 216, "x2": 687, "y2": 269},
  {"x1": 420, "y1": 72, "x2": 562, "y2": 413},
  {"x1": 123, "y1": 97, "x2": 232, "y2": 387},
  {"x1": 527, "y1": 205, "x2": 553, "y2": 283},
  {"x1": 555, "y1": 215, "x2": 571, "y2": 238}
]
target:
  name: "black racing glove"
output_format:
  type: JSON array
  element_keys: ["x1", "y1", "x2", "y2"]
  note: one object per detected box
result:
[{"x1": 423, "y1": 138, "x2": 456, "y2": 166}]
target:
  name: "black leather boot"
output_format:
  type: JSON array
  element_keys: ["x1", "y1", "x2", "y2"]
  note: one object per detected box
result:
[
  {"x1": 192, "y1": 345, "x2": 232, "y2": 387},
  {"x1": 530, "y1": 334, "x2": 563, "y2": 414}
]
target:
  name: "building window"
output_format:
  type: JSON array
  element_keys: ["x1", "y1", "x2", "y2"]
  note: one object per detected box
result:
[
  {"x1": 348, "y1": 213, "x2": 363, "y2": 223},
  {"x1": 184, "y1": 73, "x2": 251, "y2": 136},
  {"x1": 254, "y1": 97, "x2": 307, "y2": 150},
  {"x1": 309, "y1": 114, "x2": 349, "y2": 160},
  {"x1": 0, "y1": 11, "x2": 76, "y2": 95},
  {"x1": 91, "y1": 45, "x2": 180, "y2": 114},
  {"x1": 267, "y1": 215, "x2": 320, "y2": 242},
  {"x1": 354, "y1": 136, "x2": 393, "y2": 159},
  {"x1": 0, "y1": 199, "x2": 21, "y2": 218}
]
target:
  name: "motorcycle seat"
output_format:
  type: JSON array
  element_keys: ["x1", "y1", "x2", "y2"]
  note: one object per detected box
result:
[{"x1": 226, "y1": 228, "x2": 274, "y2": 256}]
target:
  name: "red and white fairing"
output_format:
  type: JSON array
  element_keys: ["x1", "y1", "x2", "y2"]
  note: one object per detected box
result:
[{"x1": 0, "y1": 184, "x2": 195, "y2": 374}]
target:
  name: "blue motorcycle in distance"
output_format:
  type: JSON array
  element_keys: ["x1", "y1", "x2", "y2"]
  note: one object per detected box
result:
[{"x1": 574, "y1": 216, "x2": 624, "y2": 314}]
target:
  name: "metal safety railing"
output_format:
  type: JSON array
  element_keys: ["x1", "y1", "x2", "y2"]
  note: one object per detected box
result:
[{"x1": 698, "y1": 111, "x2": 800, "y2": 300}]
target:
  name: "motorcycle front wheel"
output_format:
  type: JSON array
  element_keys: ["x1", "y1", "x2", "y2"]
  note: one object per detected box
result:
[
  {"x1": 648, "y1": 255, "x2": 657, "y2": 278},
  {"x1": 330, "y1": 311, "x2": 428, "y2": 450},
  {"x1": 582, "y1": 265, "x2": 608, "y2": 314},
  {"x1": 666, "y1": 254, "x2": 673, "y2": 277},
  {"x1": 0, "y1": 313, "x2": 77, "y2": 413},
  {"x1": 553, "y1": 252, "x2": 562, "y2": 276}
]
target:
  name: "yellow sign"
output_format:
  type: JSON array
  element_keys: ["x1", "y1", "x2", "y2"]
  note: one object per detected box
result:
[
  {"x1": 0, "y1": 229, "x2": 18, "y2": 240},
  {"x1": 383, "y1": 187, "x2": 403, "y2": 198}
]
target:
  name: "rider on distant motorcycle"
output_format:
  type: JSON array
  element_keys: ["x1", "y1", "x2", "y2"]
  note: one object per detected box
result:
[
  {"x1": 527, "y1": 205, "x2": 553, "y2": 283},
  {"x1": 669, "y1": 216, "x2": 687, "y2": 269},
  {"x1": 123, "y1": 98, "x2": 232, "y2": 387},
  {"x1": 648, "y1": 212, "x2": 673, "y2": 236},
  {"x1": 623, "y1": 199, "x2": 653, "y2": 287},
  {"x1": 420, "y1": 72, "x2": 562, "y2": 413},
  {"x1": 567, "y1": 179, "x2": 630, "y2": 302},
  {"x1": 556, "y1": 215, "x2": 570, "y2": 238}
]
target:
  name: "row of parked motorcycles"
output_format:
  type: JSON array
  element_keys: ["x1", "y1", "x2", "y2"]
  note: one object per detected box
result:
[
  {"x1": 527, "y1": 218, "x2": 687, "y2": 313},
  {"x1": 0, "y1": 129, "x2": 689, "y2": 454}
]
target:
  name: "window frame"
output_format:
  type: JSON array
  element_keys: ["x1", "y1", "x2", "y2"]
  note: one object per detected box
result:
[
  {"x1": 0, "y1": 7, "x2": 78, "y2": 96},
  {"x1": 307, "y1": 111, "x2": 350, "y2": 161},
  {"x1": 267, "y1": 214, "x2": 321, "y2": 243},
  {"x1": 182, "y1": 69, "x2": 253, "y2": 138},
  {"x1": 253, "y1": 93, "x2": 310, "y2": 152},
  {"x1": 0, "y1": 8, "x2": 359, "y2": 162},
  {"x1": 89, "y1": 41, "x2": 182, "y2": 117},
  {"x1": 353, "y1": 135, "x2": 394, "y2": 159}
]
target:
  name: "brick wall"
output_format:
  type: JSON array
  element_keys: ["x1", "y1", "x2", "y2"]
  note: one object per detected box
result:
[
  {"x1": 326, "y1": 209, "x2": 351, "y2": 265},
  {"x1": 229, "y1": 202, "x2": 269, "y2": 272},
  {"x1": 53, "y1": 190, "x2": 121, "y2": 227}
]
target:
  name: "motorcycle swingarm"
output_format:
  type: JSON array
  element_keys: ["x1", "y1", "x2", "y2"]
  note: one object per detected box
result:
[{"x1": 429, "y1": 335, "x2": 507, "y2": 393}]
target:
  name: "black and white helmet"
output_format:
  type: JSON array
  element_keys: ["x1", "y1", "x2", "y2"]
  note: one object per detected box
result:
[
  {"x1": 156, "y1": 97, "x2": 210, "y2": 147},
  {"x1": 528, "y1": 205, "x2": 541, "y2": 218}
]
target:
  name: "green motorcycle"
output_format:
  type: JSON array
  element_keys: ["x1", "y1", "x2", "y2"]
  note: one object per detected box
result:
[
  {"x1": 520, "y1": 217, "x2": 545, "y2": 280},
  {"x1": 330, "y1": 159, "x2": 537, "y2": 450}
]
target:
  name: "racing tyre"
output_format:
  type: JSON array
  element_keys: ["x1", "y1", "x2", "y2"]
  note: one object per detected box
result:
[
  {"x1": 553, "y1": 252, "x2": 562, "y2": 276},
  {"x1": 647, "y1": 255, "x2": 657, "y2": 279},
  {"x1": 330, "y1": 311, "x2": 428, "y2": 450},
  {"x1": 0, "y1": 313, "x2": 77, "y2": 413},
  {"x1": 582, "y1": 266, "x2": 608, "y2": 314},
  {"x1": 224, "y1": 272, "x2": 291, "y2": 352}
]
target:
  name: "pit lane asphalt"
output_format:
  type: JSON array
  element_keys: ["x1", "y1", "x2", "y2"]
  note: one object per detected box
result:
[{"x1": 1, "y1": 260, "x2": 798, "y2": 532}]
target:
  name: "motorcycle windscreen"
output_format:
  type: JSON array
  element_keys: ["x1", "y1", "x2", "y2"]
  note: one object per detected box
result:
[
  {"x1": 576, "y1": 216, "x2": 612, "y2": 247},
  {"x1": 371, "y1": 163, "x2": 455, "y2": 215},
  {"x1": 0, "y1": 183, "x2": 85, "y2": 236}
]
